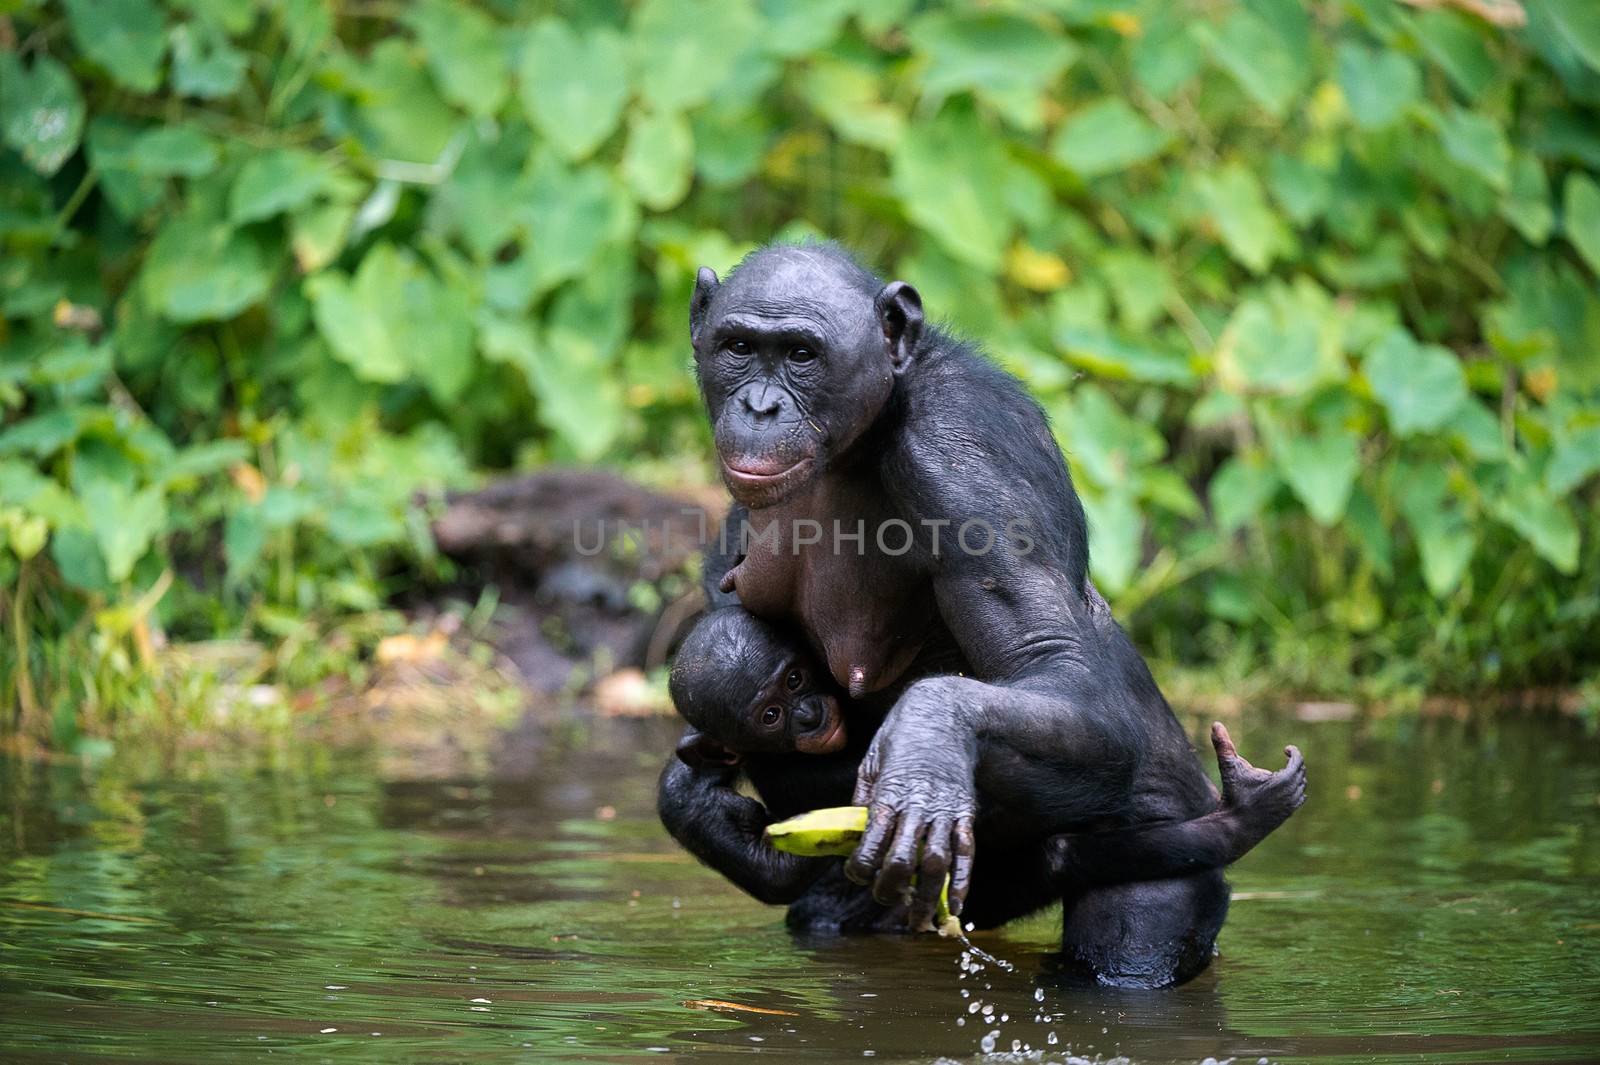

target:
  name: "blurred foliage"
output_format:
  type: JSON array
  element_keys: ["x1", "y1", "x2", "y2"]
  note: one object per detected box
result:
[{"x1": 2, "y1": 0, "x2": 1599, "y2": 743}]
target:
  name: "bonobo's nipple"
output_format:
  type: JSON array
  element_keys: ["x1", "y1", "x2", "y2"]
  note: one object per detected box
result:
[{"x1": 849, "y1": 665, "x2": 867, "y2": 700}]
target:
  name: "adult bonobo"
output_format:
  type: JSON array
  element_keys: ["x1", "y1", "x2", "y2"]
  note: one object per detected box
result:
[{"x1": 657, "y1": 242, "x2": 1307, "y2": 987}]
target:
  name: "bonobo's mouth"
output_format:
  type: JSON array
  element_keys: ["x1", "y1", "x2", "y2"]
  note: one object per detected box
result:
[
  {"x1": 794, "y1": 697, "x2": 846, "y2": 755},
  {"x1": 719, "y1": 456, "x2": 815, "y2": 503}
]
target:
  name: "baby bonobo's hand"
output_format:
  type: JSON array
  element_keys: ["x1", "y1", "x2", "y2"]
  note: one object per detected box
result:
[{"x1": 1211, "y1": 721, "x2": 1306, "y2": 835}]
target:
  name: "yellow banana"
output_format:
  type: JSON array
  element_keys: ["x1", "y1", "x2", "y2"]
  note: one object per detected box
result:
[{"x1": 766, "y1": 805, "x2": 961, "y2": 936}]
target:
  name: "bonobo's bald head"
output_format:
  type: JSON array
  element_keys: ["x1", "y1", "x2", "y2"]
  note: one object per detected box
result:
[
  {"x1": 670, "y1": 608, "x2": 846, "y2": 768},
  {"x1": 690, "y1": 242, "x2": 924, "y2": 508}
]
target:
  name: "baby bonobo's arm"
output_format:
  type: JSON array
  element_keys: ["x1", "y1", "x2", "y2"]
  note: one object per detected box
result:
[{"x1": 1047, "y1": 723, "x2": 1306, "y2": 887}]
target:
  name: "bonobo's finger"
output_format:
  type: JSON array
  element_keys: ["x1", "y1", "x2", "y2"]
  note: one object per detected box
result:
[
  {"x1": 1283, "y1": 744, "x2": 1304, "y2": 776},
  {"x1": 718, "y1": 570, "x2": 737, "y2": 594},
  {"x1": 1211, "y1": 722, "x2": 1239, "y2": 761},
  {"x1": 845, "y1": 803, "x2": 895, "y2": 886},
  {"x1": 908, "y1": 817, "x2": 954, "y2": 929},
  {"x1": 873, "y1": 811, "x2": 927, "y2": 906},
  {"x1": 851, "y1": 750, "x2": 880, "y2": 807},
  {"x1": 947, "y1": 816, "x2": 976, "y2": 916}
]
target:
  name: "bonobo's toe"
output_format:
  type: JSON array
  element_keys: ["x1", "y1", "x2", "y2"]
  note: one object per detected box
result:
[{"x1": 1212, "y1": 724, "x2": 1308, "y2": 832}]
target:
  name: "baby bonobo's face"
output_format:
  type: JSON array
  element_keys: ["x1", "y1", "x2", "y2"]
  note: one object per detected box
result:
[{"x1": 671, "y1": 609, "x2": 847, "y2": 761}]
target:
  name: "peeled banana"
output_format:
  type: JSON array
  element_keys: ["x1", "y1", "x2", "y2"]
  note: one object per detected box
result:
[{"x1": 765, "y1": 805, "x2": 961, "y2": 936}]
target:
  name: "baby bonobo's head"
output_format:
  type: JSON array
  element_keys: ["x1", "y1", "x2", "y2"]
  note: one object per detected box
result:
[{"x1": 670, "y1": 608, "x2": 846, "y2": 768}]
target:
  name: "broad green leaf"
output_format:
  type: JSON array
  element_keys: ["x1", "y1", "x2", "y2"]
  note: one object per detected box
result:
[
  {"x1": 1500, "y1": 152, "x2": 1554, "y2": 244},
  {"x1": 1050, "y1": 98, "x2": 1169, "y2": 177},
  {"x1": 759, "y1": 0, "x2": 854, "y2": 57},
  {"x1": 1492, "y1": 475, "x2": 1579, "y2": 573},
  {"x1": 85, "y1": 117, "x2": 164, "y2": 219},
  {"x1": 909, "y1": 11, "x2": 1077, "y2": 119},
  {"x1": 479, "y1": 317, "x2": 623, "y2": 460},
  {"x1": 1216, "y1": 298, "x2": 1320, "y2": 393},
  {"x1": 229, "y1": 148, "x2": 333, "y2": 224},
  {"x1": 170, "y1": 22, "x2": 246, "y2": 99},
  {"x1": 522, "y1": 158, "x2": 636, "y2": 294},
  {"x1": 1195, "y1": 164, "x2": 1286, "y2": 273},
  {"x1": 1437, "y1": 107, "x2": 1510, "y2": 191},
  {"x1": 289, "y1": 202, "x2": 354, "y2": 272},
  {"x1": 337, "y1": 40, "x2": 460, "y2": 165},
  {"x1": 1407, "y1": 502, "x2": 1476, "y2": 598},
  {"x1": 631, "y1": 0, "x2": 760, "y2": 112},
  {"x1": 307, "y1": 243, "x2": 476, "y2": 401},
  {"x1": 622, "y1": 109, "x2": 694, "y2": 212},
  {"x1": 1362, "y1": 328, "x2": 1468, "y2": 435},
  {"x1": 1272, "y1": 429, "x2": 1361, "y2": 525},
  {"x1": 1132, "y1": 19, "x2": 1204, "y2": 99},
  {"x1": 802, "y1": 59, "x2": 904, "y2": 150},
  {"x1": 1209, "y1": 455, "x2": 1280, "y2": 533},
  {"x1": 0, "y1": 54, "x2": 86, "y2": 176},
  {"x1": 1562, "y1": 172, "x2": 1600, "y2": 275},
  {"x1": 1056, "y1": 327, "x2": 1195, "y2": 385},
  {"x1": 1547, "y1": 425, "x2": 1600, "y2": 494},
  {"x1": 1539, "y1": 0, "x2": 1600, "y2": 73},
  {"x1": 64, "y1": 0, "x2": 166, "y2": 93},
  {"x1": 890, "y1": 103, "x2": 1012, "y2": 270},
  {"x1": 1080, "y1": 487, "x2": 1142, "y2": 596},
  {"x1": 141, "y1": 218, "x2": 273, "y2": 323},
  {"x1": 177, "y1": 0, "x2": 256, "y2": 35},
  {"x1": 1268, "y1": 154, "x2": 1332, "y2": 228},
  {"x1": 1200, "y1": 9, "x2": 1306, "y2": 117},
  {"x1": 519, "y1": 19, "x2": 629, "y2": 161},
  {"x1": 81, "y1": 481, "x2": 166, "y2": 583},
  {"x1": 1058, "y1": 385, "x2": 1166, "y2": 488},
  {"x1": 691, "y1": 104, "x2": 771, "y2": 185},
  {"x1": 1335, "y1": 42, "x2": 1419, "y2": 129},
  {"x1": 1099, "y1": 250, "x2": 1173, "y2": 332},
  {"x1": 408, "y1": 0, "x2": 509, "y2": 116},
  {"x1": 128, "y1": 125, "x2": 220, "y2": 177},
  {"x1": 1412, "y1": 9, "x2": 1495, "y2": 100}
]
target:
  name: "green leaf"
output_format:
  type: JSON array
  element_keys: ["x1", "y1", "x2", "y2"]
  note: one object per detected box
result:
[
  {"x1": 621, "y1": 109, "x2": 694, "y2": 212},
  {"x1": 1132, "y1": 19, "x2": 1205, "y2": 100},
  {"x1": 1201, "y1": 9, "x2": 1306, "y2": 117},
  {"x1": 306, "y1": 242, "x2": 476, "y2": 402},
  {"x1": 1209, "y1": 454, "x2": 1280, "y2": 533},
  {"x1": 64, "y1": 0, "x2": 167, "y2": 93},
  {"x1": 1217, "y1": 298, "x2": 1320, "y2": 393},
  {"x1": 1362, "y1": 328, "x2": 1468, "y2": 435},
  {"x1": 1050, "y1": 98, "x2": 1169, "y2": 177},
  {"x1": 1407, "y1": 501, "x2": 1476, "y2": 598},
  {"x1": 1547, "y1": 425, "x2": 1600, "y2": 494},
  {"x1": 1539, "y1": 0, "x2": 1600, "y2": 73},
  {"x1": 521, "y1": 158, "x2": 635, "y2": 294},
  {"x1": 1562, "y1": 172, "x2": 1600, "y2": 275},
  {"x1": 229, "y1": 148, "x2": 333, "y2": 224},
  {"x1": 408, "y1": 0, "x2": 509, "y2": 117},
  {"x1": 691, "y1": 103, "x2": 771, "y2": 186},
  {"x1": 759, "y1": 0, "x2": 854, "y2": 58},
  {"x1": 81, "y1": 481, "x2": 166, "y2": 583},
  {"x1": 1272, "y1": 429, "x2": 1361, "y2": 525},
  {"x1": 1081, "y1": 488, "x2": 1142, "y2": 596},
  {"x1": 170, "y1": 22, "x2": 247, "y2": 99},
  {"x1": 1437, "y1": 107, "x2": 1510, "y2": 191},
  {"x1": 1500, "y1": 151, "x2": 1554, "y2": 244},
  {"x1": 630, "y1": 0, "x2": 760, "y2": 112},
  {"x1": 141, "y1": 217, "x2": 273, "y2": 323},
  {"x1": 1412, "y1": 9, "x2": 1496, "y2": 100},
  {"x1": 1056, "y1": 327, "x2": 1194, "y2": 385},
  {"x1": 128, "y1": 125, "x2": 221, "y2": 177},
  {"x1": 518, "y1": 19, "x2": 629, "y2": 161},
  {"x1": 802, "y1": 59, "x2": 904, "y2": 150},
  {"x1": 337, "y1": 40, "x2": 461, "y2": 165},
  {"x1": 0, "y1": 54, "x2": 86, "y2": 176},
  {"x1": 1335, "y1": 42, "x2": 1419, "y2": 129},
  {"x1": 289, "y1": 202, "x2": 354, "y2": 272},
  {"x1": 1492, "y1": 475, "x2": 1579, "y2": 573},
  {"x1": 1195, "y1": 164, "x2": 1286, "y2": 273},
  {"x1": 890, "y1": 102, "x2": 1012, "y2": 270},
  {"x1": 908, "y1": 11, "x2": 1077, "y2": 110}
]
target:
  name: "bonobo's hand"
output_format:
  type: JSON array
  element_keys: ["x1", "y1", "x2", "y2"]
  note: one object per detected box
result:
[{"x1": 845, "y1": 689, "x2": 978, "y2": 930}]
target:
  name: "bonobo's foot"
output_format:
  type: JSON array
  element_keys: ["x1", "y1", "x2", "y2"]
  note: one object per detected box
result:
[{"x1": 1211, "y1": 721, "x2": 1306, "y2": 842}]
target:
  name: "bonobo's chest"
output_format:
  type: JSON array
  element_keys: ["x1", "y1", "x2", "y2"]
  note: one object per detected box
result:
[{"x1": 727, "y1": 475, "x2": 936, "y2": 697}]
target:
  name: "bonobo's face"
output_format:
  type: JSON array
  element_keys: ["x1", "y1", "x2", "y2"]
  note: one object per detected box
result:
[
  {"x1": 671, "y1": 610, "x2": 846, "y2": 766},
  {"x1": 689, "y1": 246, "x2": 923, "y2": 509}
]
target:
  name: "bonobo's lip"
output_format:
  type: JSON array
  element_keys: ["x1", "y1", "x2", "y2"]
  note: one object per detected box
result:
[
  {"x1": 796, "y1": 698, "x2": 846, "y2": 754},
  {"x1": 720, "y1": 456, "x2": 814, "y2": 497}
]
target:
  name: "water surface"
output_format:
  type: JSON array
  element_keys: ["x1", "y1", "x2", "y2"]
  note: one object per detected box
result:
[{"x1": 2, "y1": 710, "x2": 1597, "y2": 1063}]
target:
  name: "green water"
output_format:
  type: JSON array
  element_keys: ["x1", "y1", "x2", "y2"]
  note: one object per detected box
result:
[{"x1": 2, "y1": 711, "x2": 1597, "y2": 1064}]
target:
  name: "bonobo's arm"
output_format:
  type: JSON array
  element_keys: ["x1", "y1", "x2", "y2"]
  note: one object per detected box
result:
[{"x1": 656, "y1": 747, "x2": 831, "y2": 905}]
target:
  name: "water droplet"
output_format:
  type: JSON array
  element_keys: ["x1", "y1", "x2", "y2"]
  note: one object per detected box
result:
[
  {"x1": 979, "y1": 1030, "x2": 999, "y2": 1053},
  {"x1": 1034, "y1": 987, "x2": 1045, "y2": 1001},
  {"x1": 1047, "y1": 1032, "x2": 1058, "y2": 1046}
]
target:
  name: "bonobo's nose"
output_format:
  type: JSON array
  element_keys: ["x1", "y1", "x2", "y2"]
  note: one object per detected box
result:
[
  {"x1": 792, "y1": 699, "x2": 822, "y2": 730},
  {"x1": 740, "y1": 384, "x2": 781, "y2": 420}
]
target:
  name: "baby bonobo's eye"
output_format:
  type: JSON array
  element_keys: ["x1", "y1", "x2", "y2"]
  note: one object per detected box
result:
[
  {"x1": 760, "y1": 705, "x2": 783, "y2": 726},
  {"x1": 785, "y1": 668, "x2": 804, "y2": 691}
]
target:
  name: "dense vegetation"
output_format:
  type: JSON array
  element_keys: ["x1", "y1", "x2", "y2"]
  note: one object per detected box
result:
[{"x1": 2, "y1": 0, "x2": 1598, "y2": 745}]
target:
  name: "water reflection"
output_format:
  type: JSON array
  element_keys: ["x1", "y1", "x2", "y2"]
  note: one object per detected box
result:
[{"x1": 2, "y1": 711, "x2": 1597, "y2": 1063}]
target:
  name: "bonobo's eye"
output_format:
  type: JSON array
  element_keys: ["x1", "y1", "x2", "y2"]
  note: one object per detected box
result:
[
  {"x1": 785, "y1": 668, "x2": 804, "y2": 691},
  {"x1": 789, "y1": 346, "x2": 816, "y2": 364},
  {"x1": 760, "y1": 705, "x2": 783, "y2": 727},
  {"x1": 726, "y1": 338, "x2": 751, "y2": 356}
]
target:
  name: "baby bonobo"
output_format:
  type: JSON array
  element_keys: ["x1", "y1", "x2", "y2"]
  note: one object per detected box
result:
[{"x1": 671, "y1": 608, "x2": 1306, "y2": 895}]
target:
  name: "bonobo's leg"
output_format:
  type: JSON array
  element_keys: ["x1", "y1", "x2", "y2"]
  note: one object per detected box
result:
[
  {"x1": 656, "y1": 749, "x2": 831, "y2": 905},
  {"x1": 1057, "y1": 870, "x2": 1231, "y2": 989},
  {"x1": 1046, "y1": 724, "x2": 1306, "y2": 886}
]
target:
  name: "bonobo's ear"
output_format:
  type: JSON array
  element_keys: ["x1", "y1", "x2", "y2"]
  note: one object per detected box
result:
[
  {"x1": 690, "y1": 267, "x2": 720, "y2": 345},
  {"x1": 875, "y1": 281, "x2": 924, "y2": 373},
  {"x1": 676, "y1": 730, "x2": 742, "y2": 769}
]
